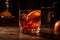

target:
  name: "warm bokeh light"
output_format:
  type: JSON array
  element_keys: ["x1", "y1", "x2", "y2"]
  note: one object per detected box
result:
[
  {"x1": 51, "y1": 11, "x2": 55, "y2": 18},
  {"x1": 0, "y1": 11, "x2": 12, "y2": 16},
  {"x1": 1, "y1": 16, "x2": 4, "y2": 18}
]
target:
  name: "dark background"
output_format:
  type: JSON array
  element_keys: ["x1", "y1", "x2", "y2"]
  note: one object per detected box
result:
[{"x1": 0, "y1": 0, "x2": 59, "y2": 20}]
